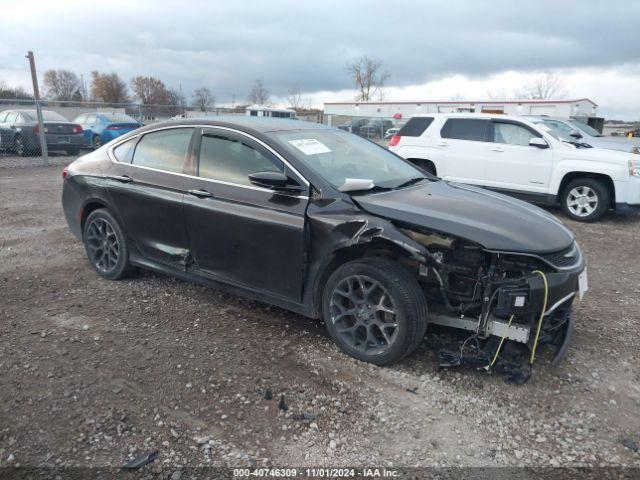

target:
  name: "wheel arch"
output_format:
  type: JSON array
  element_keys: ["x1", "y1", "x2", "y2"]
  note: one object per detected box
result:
[
  {"x1": 406, "y1": 157, "x2": 437, "y2": 176},
  {"x1": 558, "y1": 172, "x2": 615, "y2": 207},
  {"x1": 310, "y1": 238, "x2": 422, "y2": 318},
  {"x1": 80, "y1": 199, "x2": 111, "y2": 234}
]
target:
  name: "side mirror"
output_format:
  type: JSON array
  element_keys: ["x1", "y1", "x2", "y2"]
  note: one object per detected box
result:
[
  {"x1": 248, "y1": 171, "x2": 302, "y2": 192},
  {"x1": 529, "y1": 137, "x2": 549, "y2": 149},
  {"x1": 569, "y1": 130, "x2": 583, "y2": 139}
]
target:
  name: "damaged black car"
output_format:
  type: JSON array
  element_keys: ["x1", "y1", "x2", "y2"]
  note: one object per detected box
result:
[{"x1": 62, "y1": 118, "x2": 587, "y2": 371}]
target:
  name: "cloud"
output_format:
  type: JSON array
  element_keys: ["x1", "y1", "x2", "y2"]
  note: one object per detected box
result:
[{"x1": 0, "y1": 0, "x2": 638, "y2": 118}]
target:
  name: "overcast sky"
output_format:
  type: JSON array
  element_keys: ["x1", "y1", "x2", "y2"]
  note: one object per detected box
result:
[{"x1": 1, "y1": 0, "x2": 639, "y2": 118}]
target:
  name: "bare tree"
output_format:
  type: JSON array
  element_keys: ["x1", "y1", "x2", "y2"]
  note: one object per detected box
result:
[
  {"x1": 43, "y1": 69, "x2": 80, "y2": 101},
  {"x1": 131, "y1": 76, "x2": 169, "y2": 105},
  {"x1": 484, "y1": 88, "x2": 510, "y2": 100},
  {"x1": 287, "y1": 87, "x2": 303, "y2": 110},
  {"x1": 346, "y1": 55, "x2": 389, "y2": 101},
  {"x1": 166, "y1": 88, "x2": 185, "y2": 116},
  {"x1": 90, "y1": 72, "x2": 129, "y2": 103},
  {"x1": 248, "y1": 79, "x2": 269, "y2": 105},
  {"x1": 192, "y1": 87, "x2": 215, "y2": 111},
  {"x1": 520, "y1": 72, "x2": 567, "y2": 99}
]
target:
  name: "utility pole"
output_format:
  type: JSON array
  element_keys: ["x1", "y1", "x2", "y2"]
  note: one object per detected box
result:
[
  {"x1": 179, "y1": 82, "x2": 184, "y2": 116},
  {"x1": 26, "y1": 51, "x2": 48, "y2": 165}
]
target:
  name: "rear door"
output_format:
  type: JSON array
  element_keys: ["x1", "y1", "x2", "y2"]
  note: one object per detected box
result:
[
  {"x1": 106, "y1": 127, "x2": 194, "y2": 266},
  {"x1": 484, "y1": 120, "x2": 553, "y2": 192},
  {"x1": 183, "y1": 127, "x2": 309, "y2": 302},
  {"x1": 438, "y1": 118, "x2": 492, "y2": 185}
]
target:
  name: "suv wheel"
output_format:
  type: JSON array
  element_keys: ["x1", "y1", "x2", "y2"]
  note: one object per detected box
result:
[
  {"x1": 322, "y1": 258, "x2": 428, "y2": 366},
  {"x1": 83, "y1": 209, "x2": 133, "y2": 280},
  {"x1": 561, "y1": 178, "x2": 610, "y2": 222}
]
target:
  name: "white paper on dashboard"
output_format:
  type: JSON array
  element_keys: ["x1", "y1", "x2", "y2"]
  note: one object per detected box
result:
[{"x1": 288, "y1": 138, "x2": 332, "y2": 155}]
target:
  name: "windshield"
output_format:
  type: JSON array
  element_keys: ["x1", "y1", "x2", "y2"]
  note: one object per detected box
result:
[
  {"x1": 568, "y1": 119, "x2": 602, "y2": 137},
  {"x1": 100, "y1": 113, "x2": 137, "y2": 122},
  {"x1": 269, "y1": 129, "x2": 426, "y2": 191},
  {"x1": 23, "y1": 110, "x2": 67, "y2": 122}
]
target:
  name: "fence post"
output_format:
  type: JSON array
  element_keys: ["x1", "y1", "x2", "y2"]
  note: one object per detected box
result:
[{"x1": 26, "y1": 51, "x2": 48, "y2": 165}]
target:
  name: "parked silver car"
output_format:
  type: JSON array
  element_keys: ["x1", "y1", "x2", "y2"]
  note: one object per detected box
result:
[{"x1": 530, "y1": 117, "x2": 640, "y2": 154}]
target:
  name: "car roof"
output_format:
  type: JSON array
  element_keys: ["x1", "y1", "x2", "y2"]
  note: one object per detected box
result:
[
  {"x1": 136, "y1": 116, "x2": 332, "y2": 135},
  {"x1": 410, "y1": 112, "x2": 544, "y2": 126}
]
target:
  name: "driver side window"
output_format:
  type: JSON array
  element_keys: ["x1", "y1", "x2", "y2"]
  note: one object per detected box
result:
[
  {"x1": 198, "y1": 133, "x2": 283, "y2": 186},
  {"x1": 492, "y1": 122, "x2": 540, "y2": 147}
]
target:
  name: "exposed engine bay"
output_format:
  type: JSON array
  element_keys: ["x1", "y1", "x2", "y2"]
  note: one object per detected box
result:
[{"x1": 400, "y1": 227, "x2": 582, "y2": 383}]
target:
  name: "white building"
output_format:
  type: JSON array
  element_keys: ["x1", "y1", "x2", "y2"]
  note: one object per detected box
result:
[
  {"x1": 246, "y1": 106, "x2": 296, "y2": 119},
  {"x1": 324, "y1": 98, "x2": 598, "y2": 123}
]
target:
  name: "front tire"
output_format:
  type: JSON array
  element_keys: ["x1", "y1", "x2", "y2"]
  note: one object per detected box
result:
[
  {"x1": 83, "y1": 209, "x2": 133, "y2": 280},
  {"x1": 322, "y1": 258, "x2": 428, "y2": 366},
  {"x1": 561, "y1": 178, "x2": 610, "y2": 222},
  {"x1": 66, "y1": 147, "x2": 80, "y2": 156}
]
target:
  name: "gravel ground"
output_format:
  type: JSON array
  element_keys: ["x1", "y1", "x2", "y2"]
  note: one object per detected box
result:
[{"x1": 1, "y1": 157, "x2": 639, "y2": 476}]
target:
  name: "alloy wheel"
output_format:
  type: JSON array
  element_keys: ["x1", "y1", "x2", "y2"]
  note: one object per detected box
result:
[
  {"x1": 329, "y1": 275, "x2": 399, "y2": 355},
  {"x1": 566, "y1": 186, "x2": 598, "y2": 217},
  {"x1": 92, "y1": 136, "x2": 102, "y2": 149},
  {"x1": 85, "y1": 217, "x2": 120, "y2": 273}
]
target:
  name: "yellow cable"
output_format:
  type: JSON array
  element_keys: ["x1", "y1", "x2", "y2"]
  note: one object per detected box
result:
[
  {"x1": 529, "y1": 270, "x2": 549, "y2": 364},
  {"x1": 490, "y1": 314, "x2": 514, "y2": 367}
]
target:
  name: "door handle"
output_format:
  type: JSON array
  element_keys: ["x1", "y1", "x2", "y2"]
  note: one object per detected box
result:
[
  {"x1": 438, "y1": 142, "x2": 449, "y2": 147},
  {"x1": 491, "y1": 147, "x2": 505, "y2": 152},
  {"x1": 112, "y1": 175, "x2": 132, "y2": 183},
  {"x1": 188, "y1": 189, "x2": 213, "y2": 198}
]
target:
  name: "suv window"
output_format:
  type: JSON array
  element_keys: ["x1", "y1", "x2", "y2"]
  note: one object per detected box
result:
[
  {"x1": 441, "y1": 119, "x2": 490, "y2": 142},
  {"x1": 398, "y1": 117, "x2": 434, "y2": 137},
  {"x1": 132, "y1": 128, "x2": 194, "y2": 173},
  {"x1": 492, "y1": 122, "x2": 541, "y2": 146},
  {"x1": 198, "y1": 132, "x2": 282, "y2": 186}
]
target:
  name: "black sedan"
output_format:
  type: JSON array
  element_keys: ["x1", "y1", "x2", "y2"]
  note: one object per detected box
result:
[
  {"x1": 62, "y1": 118, "x2": 585, "y2": 369},
  {"x1": 0, "y1": 109, "x2": 83, "y2": 156}
]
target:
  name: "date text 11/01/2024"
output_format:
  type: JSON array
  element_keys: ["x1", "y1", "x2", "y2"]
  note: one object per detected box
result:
[{"x1": 232, "y1": 468, "x2": 400, "y2": 477}]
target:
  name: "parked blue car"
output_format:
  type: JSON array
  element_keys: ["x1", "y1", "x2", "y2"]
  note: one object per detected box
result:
[{"x1": 73, "y1": 112, "x2": 142, "y2": 149}]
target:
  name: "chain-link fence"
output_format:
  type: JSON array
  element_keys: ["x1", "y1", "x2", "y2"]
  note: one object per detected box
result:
[
  {"x1": 323, "y1": 114, "x2": 406, "y2": 146},
  {"x1": 0, "y1": 98, "x2": 326, "y2": 162}
]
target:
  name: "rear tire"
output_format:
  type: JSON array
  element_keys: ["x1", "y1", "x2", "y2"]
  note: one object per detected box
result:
[
  {"x1": 561, "y1": 178, "x2": 610, "y2": 222},
  {"x1": 14, "y1": 135, "x2": 27, "y2": 157},
  {"x1": 322, "y1": 258, "x2": 428, "y2": 366},
  {"x1": 83, "y1": 209, "x2": 133, "y2": 280}
]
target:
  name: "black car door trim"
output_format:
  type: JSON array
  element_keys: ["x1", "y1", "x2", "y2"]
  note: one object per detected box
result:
[{"x1": 106, "y1": 124, "x2": 310, "y2": 199}]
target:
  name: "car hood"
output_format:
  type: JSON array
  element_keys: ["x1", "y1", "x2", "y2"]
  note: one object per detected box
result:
[
  {"x1": 588, "y1": 136, "x2": 640, "y2": 152},
  {"x1": 352, "y1": 180, "x2": 574, "y2": 254}
]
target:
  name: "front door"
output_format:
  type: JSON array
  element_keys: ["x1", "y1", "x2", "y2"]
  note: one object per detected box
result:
[
  {"x1": 483, "y1": 120, "x2": 553, "y2": 193},
  {"x1": 183, "y1": 127, "x2": 309, "y2": 302},
  {"x1": 106, "y1": 127, "x2": 194, "y2": 266}
]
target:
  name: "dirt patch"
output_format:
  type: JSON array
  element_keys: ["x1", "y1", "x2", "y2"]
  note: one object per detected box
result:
[{"x1": 0, "y1": 165, "x2": 639, "y2": 472}]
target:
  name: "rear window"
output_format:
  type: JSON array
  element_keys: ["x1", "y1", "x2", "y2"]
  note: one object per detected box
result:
[
  {"x1": 398, "y1": 117, "x2": 434, "y2": 137},
  {"x1": 132, "y1": 128, "x2": 194, "y2": 173},
  {"x1": 441, "y1": 118, "x2": 490, "y2": 142}
]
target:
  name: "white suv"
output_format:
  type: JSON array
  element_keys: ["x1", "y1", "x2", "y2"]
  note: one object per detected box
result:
[{"x1": 389, "y1": 113, "x2": 640, "y2": 222}]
